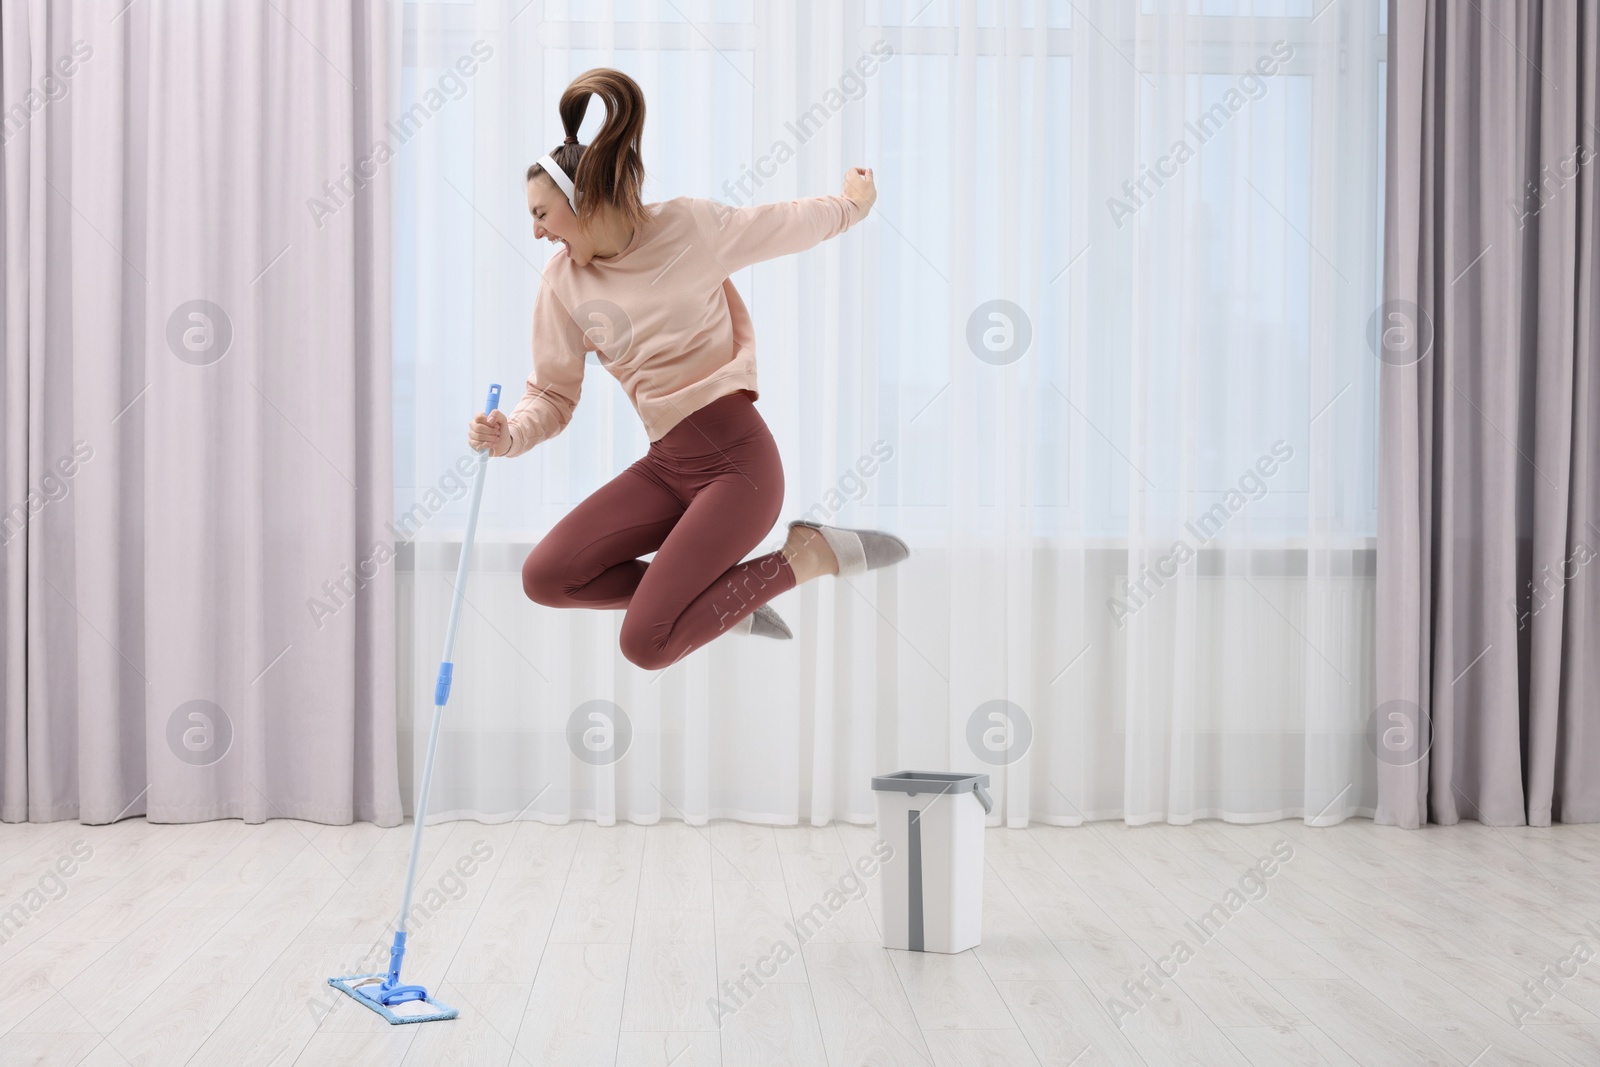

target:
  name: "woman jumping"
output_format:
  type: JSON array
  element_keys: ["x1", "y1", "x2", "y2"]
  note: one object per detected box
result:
[{"x1": 466, "y1": 68, "x2": 909, "y2": 672}]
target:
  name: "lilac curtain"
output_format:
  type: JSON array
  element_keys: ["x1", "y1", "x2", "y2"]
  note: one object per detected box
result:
[
  {"x1": 1379, "y1": 0, "x2": 1600, "y2": 827},
  {"x1": 0, "y1": 0, "x2": 400, "y2": 825}
]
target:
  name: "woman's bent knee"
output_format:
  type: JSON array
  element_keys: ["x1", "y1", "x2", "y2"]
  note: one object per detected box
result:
[
  {"x1": 619, "y1": 619, "x2": 677, "y2": 671},
  {"x1": 522, "y1": 551, "x2": 572, "y2": 607}
]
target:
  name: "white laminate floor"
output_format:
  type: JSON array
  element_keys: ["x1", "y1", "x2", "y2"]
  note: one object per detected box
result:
[{"x1": 1, "y1": 815, "x2": 1597, "y2": 1066}]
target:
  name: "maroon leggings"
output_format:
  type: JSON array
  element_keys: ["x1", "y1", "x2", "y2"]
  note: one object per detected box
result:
[{"x1": 521, "y1": 391, "x2": 798, "y2": 670}]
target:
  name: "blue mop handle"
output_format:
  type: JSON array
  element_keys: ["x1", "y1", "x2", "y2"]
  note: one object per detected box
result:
[
  {"x1": 434, "y1": 383, "x2": 501, "y2": 706},
  {"x1": 394, "y1": 383, "x2": 500, "y2": 949}
]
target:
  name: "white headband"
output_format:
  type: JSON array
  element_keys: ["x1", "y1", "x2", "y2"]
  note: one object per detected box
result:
[{"x1": 537, "y1": 152, "x2": 576, "y2": 211}]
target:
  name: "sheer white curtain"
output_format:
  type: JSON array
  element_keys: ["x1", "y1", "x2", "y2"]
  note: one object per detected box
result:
[{"x1": 391, "y1": 0, "x2": 1382, "y2": 828}]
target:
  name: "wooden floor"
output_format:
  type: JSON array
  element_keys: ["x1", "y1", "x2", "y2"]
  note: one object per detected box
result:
[{"x1": 1, "y1": 815, "x2": 1598, "y2": 1066}]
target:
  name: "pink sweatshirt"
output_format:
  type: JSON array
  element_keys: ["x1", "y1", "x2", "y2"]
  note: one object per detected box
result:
[{"x1": 502, "y1": 194, "x2": 865, "y2": 457}]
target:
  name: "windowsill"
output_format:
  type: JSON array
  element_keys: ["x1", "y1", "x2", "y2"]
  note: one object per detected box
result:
[{"x1": 393, "y1": 536, "x2": 1380, "y2": 576}]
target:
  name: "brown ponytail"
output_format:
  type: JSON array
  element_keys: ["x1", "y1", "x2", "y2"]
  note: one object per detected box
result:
[{"x1": 526, "y1": 68, "x2": 650, "y2": 238}]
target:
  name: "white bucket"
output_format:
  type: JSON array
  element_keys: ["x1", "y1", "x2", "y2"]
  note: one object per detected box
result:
[{"x1": 871, "y1": 771, "x2": 992, "y2": 953}]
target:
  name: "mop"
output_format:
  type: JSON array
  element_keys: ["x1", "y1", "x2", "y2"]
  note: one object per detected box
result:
[{"x1": 326, "y1": 382, "x2": 503, "y2": 1025}]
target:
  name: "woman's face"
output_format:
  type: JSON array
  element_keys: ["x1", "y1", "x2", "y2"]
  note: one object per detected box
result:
[{"x1": 527, "y1": 176, "x2": 580, "y2": 255}]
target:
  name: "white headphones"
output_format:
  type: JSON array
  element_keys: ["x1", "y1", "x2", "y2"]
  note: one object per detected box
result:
[{"x1": 536, "y1": 148, "x2": 577, "y2": 212}]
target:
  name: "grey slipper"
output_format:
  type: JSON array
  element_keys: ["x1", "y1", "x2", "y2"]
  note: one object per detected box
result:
[
  {"x1": 732, "y1": 603, "x2": 792, "y2": 639},
  {"x1": 787, "y1": 519, "x2": 910, "y2": 578}
]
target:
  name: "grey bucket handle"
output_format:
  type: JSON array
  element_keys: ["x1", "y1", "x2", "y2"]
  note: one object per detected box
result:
[{"x1": 873, "y1": 771, "x2": 993, "y2": 816}]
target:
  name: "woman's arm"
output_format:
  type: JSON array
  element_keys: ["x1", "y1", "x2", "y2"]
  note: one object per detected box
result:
[
  {"x1": 500, "y1": 280, "x2": 590, "y2": 458},
  {"x1": 692, "y1": 168, "x2": 875, "y2": 276}
]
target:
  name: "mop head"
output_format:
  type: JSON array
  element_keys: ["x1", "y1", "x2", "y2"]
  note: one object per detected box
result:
[{"x1": 327, "y1": 973, "x2": 459, "y2": 1024}]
